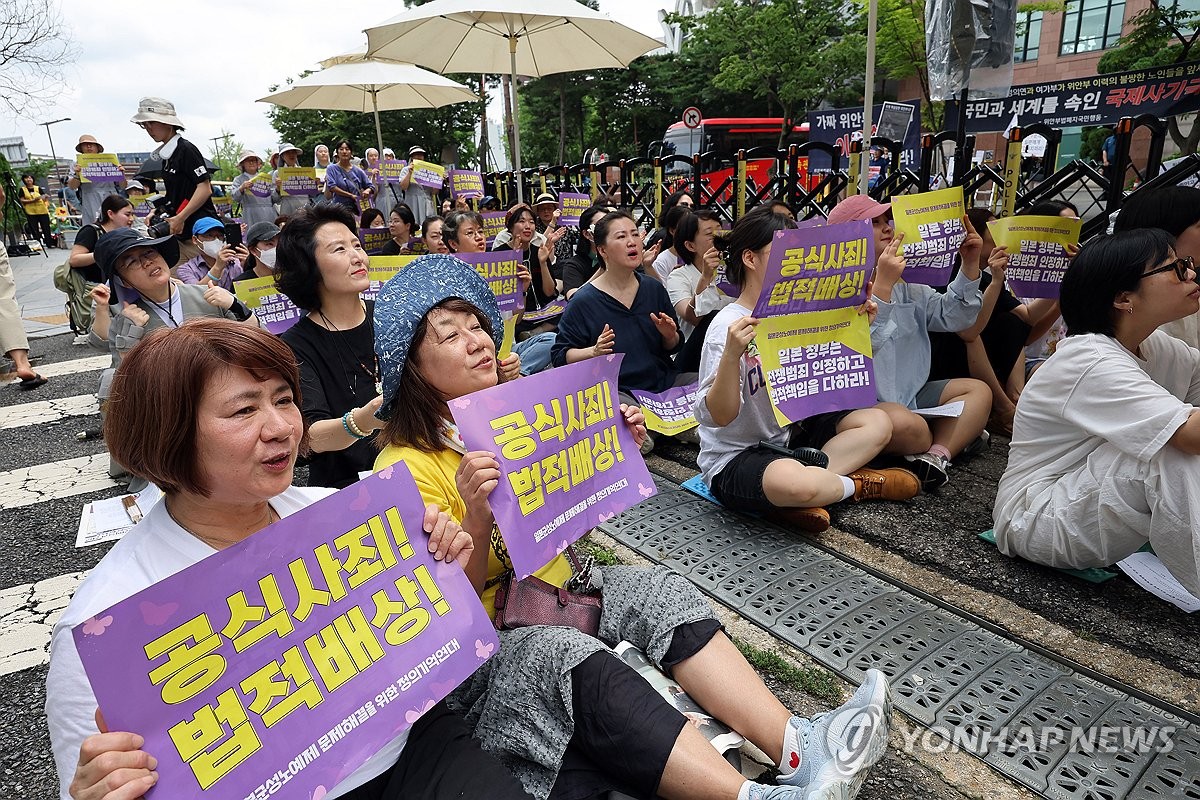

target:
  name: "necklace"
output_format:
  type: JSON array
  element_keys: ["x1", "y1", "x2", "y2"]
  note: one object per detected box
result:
[
  {"x1": 143, "y1": 282, "x2": 179, "y2": 327},
  {"x1": 317, "y1": 303, "x2": 382, "y2": 396},
  {"x1": 165, "y1": 498, "x2": 278, "y2": 550}
]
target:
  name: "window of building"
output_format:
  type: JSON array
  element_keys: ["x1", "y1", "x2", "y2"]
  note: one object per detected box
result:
[
  {"x1": 1015, "y1": 11, "x2": 1043, "y2": 62},
  {"x1": 1060, "y1": 0, "x2": 1126, "y2": 56}
]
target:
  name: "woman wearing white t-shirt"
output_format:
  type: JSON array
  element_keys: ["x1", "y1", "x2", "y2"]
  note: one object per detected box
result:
[
  {"x1": 994, "y1": 229, "x2": 1200, "y2": 596},
  {"x1": 45, "y1": 319, "x2": 534, "y2": 800},
  {"x1": 694, "y1": 207, "x2": 920, "y2": 533}
]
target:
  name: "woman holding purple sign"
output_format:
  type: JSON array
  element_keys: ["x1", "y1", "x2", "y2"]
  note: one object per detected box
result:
[
  {"x1": 371, "y1": 254, "x2": 892, "y2": 800},
  {"x1": 47, "y1": 318, "x2": 537, "y2": 800},
  {"x1": 695, "y1": 206, "x2": 920, "y2": 534},
  {"x1": 325, "y1": 140, "x2": 375, "y2": 213},
  {"x1": 827, "y1": 195, "x2": 991, "y2": 491},
  {"x1": 231, "y1": 149, "x2": 278, "y2": 228}
]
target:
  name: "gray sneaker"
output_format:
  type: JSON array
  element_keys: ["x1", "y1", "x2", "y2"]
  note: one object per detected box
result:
[
  {"x1": 904, "y1": 451, "x2": 950, "y2": 490},
  {"x1": 775, "y1": 669, "x2": 892, "y2": 799}
]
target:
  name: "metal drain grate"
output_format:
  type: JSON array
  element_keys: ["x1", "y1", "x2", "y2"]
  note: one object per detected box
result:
[{"x1": 597, "y1": 479, "x2": 1200, "y2": 800}]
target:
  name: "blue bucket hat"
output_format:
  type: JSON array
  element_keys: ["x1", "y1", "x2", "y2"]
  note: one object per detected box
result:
[{"x1": 374, "y1": 254, "x2": 503, "y2": 420}]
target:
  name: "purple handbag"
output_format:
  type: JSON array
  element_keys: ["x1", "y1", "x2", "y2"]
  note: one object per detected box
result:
[{"x1": 491, "y1": 542, "x2": 601, "y2": 636}]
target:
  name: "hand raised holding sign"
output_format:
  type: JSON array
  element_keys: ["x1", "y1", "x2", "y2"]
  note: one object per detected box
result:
[
  {"x1": 873, "y1": 231, "x2": 906, "y2": 302},
  {"x1": 957, "y1": 214, "x2": 984, "y2": 278},
  {"x1": 69, "y1": 709, "x2": 158, "y2": 800}
]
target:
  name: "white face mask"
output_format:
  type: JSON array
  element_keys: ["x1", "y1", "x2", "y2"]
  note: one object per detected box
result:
[
  {"x1": 200, "y1": 239, "x2": 224, "y2": 258},
  {"x1": 256, "y1": 246, "x2": 278, "y2": 269}
]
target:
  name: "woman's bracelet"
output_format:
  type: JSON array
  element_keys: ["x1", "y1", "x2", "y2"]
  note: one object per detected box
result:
[{"x1": 343, "y1": 410, "x2": 369, "y2": 439}]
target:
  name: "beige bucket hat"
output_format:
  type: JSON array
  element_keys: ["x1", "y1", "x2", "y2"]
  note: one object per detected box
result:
[
  {"x1": 130, "y1": 97, "x2": 185, "y2": 129},
  {"x1": 74, "y1": 134, "x2": 104, "y2": 153}
]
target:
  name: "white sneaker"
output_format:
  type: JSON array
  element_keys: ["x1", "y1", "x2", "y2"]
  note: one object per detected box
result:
[
  {"x1": 777, "y1": 669, "x2": 892, "y2": 799},
  {"x1": 72, "y1": 334, "x2": 89, "y2": 346}
]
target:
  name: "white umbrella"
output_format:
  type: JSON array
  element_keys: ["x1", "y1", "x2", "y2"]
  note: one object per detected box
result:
[
  {"x1": 363, "y1": 0, "x2": 662, "y2": 202},
  {"x1": 256, "y1": 60, "x2": 480, "y2": 157}
]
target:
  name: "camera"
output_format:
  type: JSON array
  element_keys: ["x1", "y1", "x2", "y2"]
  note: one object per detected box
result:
[{"x1": 147, "y1": 219, "x2": 172, "y2": 238}]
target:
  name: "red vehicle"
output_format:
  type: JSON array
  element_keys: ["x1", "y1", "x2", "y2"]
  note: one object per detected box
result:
[{"x1": 655, "y1": 117, "x2": 813, "y2": 195}]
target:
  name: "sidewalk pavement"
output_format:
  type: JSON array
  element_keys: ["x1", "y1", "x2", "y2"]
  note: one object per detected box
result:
[{"x1": 9, "y1": 245, "x2": 72, "y2": 340}]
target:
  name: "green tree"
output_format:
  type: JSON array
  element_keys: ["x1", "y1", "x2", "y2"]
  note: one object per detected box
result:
[
  {"x1": 207, "y1": 130, "x2": 245, "y2": 180},
  {"x1": 1097, "y1": 0, "x2": 1200, "y2": 153},
  {"x1": 673, "y1": 0, "x2": 867, "y2": 148}
]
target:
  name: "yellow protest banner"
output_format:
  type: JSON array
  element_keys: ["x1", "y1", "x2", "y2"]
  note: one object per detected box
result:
[
  {"x1": 888, "y1": 186, "x2": 966, "y2": 286},
  {"x1": 275, "y1": 167, "x2": 319, "y2": 197},
  {"x1": 76, "y1": 153, "x2": 124, "y2": 183},
  {"x1": 756, "y1": 308, "x2": 874, "y2": 426},
  {"x1": 987, "y1": 215, "x2": 1081, "y2": 299}
]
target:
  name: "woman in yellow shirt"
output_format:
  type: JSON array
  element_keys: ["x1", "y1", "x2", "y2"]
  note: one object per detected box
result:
[
  {"x1": 18, "y1": 174, "x2": 54, "y2": 248},
  {"x1": 372, "y1": 254, "x2": 892, "y2": 800}
]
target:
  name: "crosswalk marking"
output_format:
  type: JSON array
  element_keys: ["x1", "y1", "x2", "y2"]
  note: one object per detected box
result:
[
  {"x1": 0, "y1": 394, "x2": 98, "y2": 430},
  {"x1": 0, "y1": 572, "x2": 87, "y2": 677},
  {"x1": 1, "y1": 354, "x2": 109, "y2": 385},
  {"x1": 0, "y1": 454, "x2": 118, "y2": 510}
]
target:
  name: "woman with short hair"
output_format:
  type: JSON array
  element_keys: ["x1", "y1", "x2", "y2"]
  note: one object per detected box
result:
[
  {"x1": 325, "y1": 140, "x2": 375, "y2": 213},
  {"x1": 380, "y1": 204, "x2": 417, "y2": 255},
  {"x1": 46, "y1": 318, "x2": 535, "y2": 800},
  {"x1": 995, "y1": 229, "x2": 1200, "y2": 597}
]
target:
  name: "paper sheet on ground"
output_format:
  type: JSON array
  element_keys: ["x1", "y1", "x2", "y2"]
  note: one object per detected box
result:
[
  {"x1": 76, "y1": 485, "x2": 164, "y2": 547},
  {"x1": 1118, "y1": 552, "x2": 1200, "y2": 612}
]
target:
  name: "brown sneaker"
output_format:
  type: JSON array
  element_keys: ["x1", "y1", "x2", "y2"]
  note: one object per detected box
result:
[
  {"x1": 766, "y1": 506, "x2": 831, "y2": 533},
  {"x1": 849, "y1": 467, "x2": 921, "y2": 501}
]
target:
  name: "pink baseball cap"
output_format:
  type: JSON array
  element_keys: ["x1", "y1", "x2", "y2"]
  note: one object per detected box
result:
[{"x1": 827, "y1": 194, "x2": 892, "y2": 225}]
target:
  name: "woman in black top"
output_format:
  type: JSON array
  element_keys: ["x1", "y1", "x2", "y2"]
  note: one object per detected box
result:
[
  {"x1": 275, "y1": 204, "x2": 383, "y2": 488},
  {"x1": 493, "y1": 203, "x2": 566, "y2": 338},
  {"x1": 379, "y1": 203, "x2": 417, "y2": 255},
  {"x1": 70, "y1": 194, "x2": 136, "y2": 283}
]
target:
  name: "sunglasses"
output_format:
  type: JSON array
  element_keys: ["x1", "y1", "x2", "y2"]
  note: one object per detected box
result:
[{"x1": 1140, "y1": 256, "x2": 1196, "y2": 283}]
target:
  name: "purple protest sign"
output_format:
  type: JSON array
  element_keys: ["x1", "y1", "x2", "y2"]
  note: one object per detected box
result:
[
  {"x1": 890, "y1": 186, "x2": 966, "y2": 287},
  {"x1": 481, "y1": 212, "x2": 507, "y2": 248},
  {"x1": 246, "y1": 176, "x2": 273, "y2": 198},
  {"x1": 557, "y1": 193, "x2": 590, "y2": 227},
  {"x1": 453, "y1": 251, "x2": 524, "y2": 314},
  {"x1": 72, "y1": 465, "x2": 499, "y2": 800},
  {"x1": 450, "y1": 356, "x2": 656, "y2": 579},
  {"x1": 360, "y1": 227, "x2": 393, "y2": 256},
  {"x1": 753, "y1": 221, "x2": 873, "y2": 318},
  {"x1": 379, "y1": 159, "x2": 408, "y2": 185},
  {"x1": 79, "y1": 154, "x2": 125, "y2": 183},
  {"x1": 757, "y1": 320, "x2": 877, "y2": 424},
  {"x1": 629, "y1": 382, "x2": 699, "y2": 436},
  {"x1": 987, "y1": 215, "x2": 1081, "y2": 299},
  {"x1": 235, "y1": 277, "x2": 304, "y2": 335},
  {"x1": 449, "y1": 170, "x2": 484, "y2": 200},
  {"x1": 522, "y1": 299, "x2": 567, "y2": 323},
  {"x1": 410, "y1": 161, "x2": 446, "y2": 191},
  {"x1": 277, "y1": 168, "x2": 319, "y2": 197}
]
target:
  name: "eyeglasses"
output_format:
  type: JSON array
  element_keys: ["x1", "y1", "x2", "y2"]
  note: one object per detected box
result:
[
  {"x1": 115, "y1": 248, "x2": 159, "y2": 272},
  {"x1": 1140, "y1": 256, "x2": 1196, "y2": 283}
]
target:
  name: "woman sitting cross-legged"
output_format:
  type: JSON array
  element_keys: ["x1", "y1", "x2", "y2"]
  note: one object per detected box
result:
[
  {"x1": 371, "y1": 253, "x2": 893, "y2": 800},
  {"x1": 46, "y1": 319, "x2": 536, "y2": 800},
  {"x1": 994, "y1": 229, "x2": 1200, "y2": 597},
  {"x1": 696, "y1": 207, "x2": 921, "y2": 533}
]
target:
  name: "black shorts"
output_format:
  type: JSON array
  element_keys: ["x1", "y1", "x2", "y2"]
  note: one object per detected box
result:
[{"x1": 711, "y1": 410, "x2": 851, "y2": 513}]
